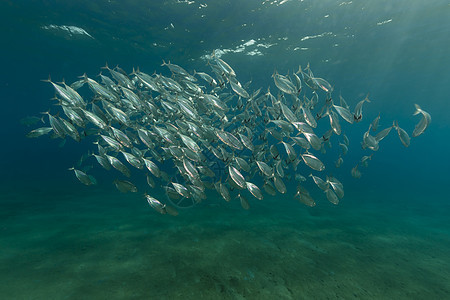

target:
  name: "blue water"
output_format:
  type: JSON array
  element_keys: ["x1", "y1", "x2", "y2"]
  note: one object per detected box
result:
[{"x1": 1, "y1": 0, "x2": 449, "y2": 298}]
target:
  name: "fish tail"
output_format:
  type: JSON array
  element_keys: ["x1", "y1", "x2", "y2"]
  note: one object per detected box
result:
[
  {"x1": 56, "y1": 78, "x2": 66, "y2": 85},
  {"x1": 271, "y1": 69, "x2": 278, "y2": 78},
  {"x1": 78, "y1": 73, "x2": 88, "y2": 82},
  {"x1": 305, "y1": 63, "x2": 311, "y2": 71},
  {"x1": 41, "y1": 75, "x2": 52, "y2": 83},
  {"x1": 413, "y1": 104, "x2": 422, "y2": 115},
  {"x1": 134, "y1": 66, "x2": 141, "y2": 74},
  {"x1": 393, "y1": 120, "x2": 399, "y2": 129}
]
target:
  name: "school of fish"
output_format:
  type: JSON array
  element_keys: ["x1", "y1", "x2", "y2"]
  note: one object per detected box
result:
[{"x1": 28, "y1": 51, "x2": 431, "y2": 215}]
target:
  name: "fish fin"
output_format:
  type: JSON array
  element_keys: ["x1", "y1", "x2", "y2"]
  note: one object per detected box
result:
[
  {"x1": 271, "y1": 69, "x2": 278, "y2": 78},
  {"x1": 101, "y1": 62, "x2": 110, "y2": 70},
  {"x1": 57, "y1": 78, "x2": 67, "y2": 85},
  {"x1": 78, "y1": 73, "x2": 88, "y2": 82},
  {"x1": 413, "y1": 104, "x2": 422, "y2": 115},
  {"x1": 41, "y1": 75, "x2": 52, "y2": 83},
  {"x1": 393, "y1": 120, "x2": 400, "y2": 130}
]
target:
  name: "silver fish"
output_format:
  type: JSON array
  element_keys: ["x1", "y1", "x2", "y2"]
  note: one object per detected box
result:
[
  {"x1": 238, "y1": 193, "x2": 250, "y2": 210},
  {"x1": 106, "y1": 155, "x2": 131, "y2": 177},
  {"x1": 229, "y1": 165, "x2": 246, "y2": 189},
  {"x1": 311, "y1": 77, "x2": 333, "y2": 93},
  {"x1": 195, "y1": 70, "x2": 217, "y2": 87},
  {"x1": 333, "y1": 103, "x2": 354, "y2": 124},
  {"x1": 183, "y1": 158, "x2": 199, "y2": 179},
  {"x1": 69, "y1": 168, "x2": 95, "y2": 186},
  {"x1": 219, "y1": 183, "x2": 231, "y2": 202},
  {"x1": 212, "y1": 54, "x2": 236, "y2": 77},
  {"x1": 114, "y1": 179, "x2": 137, "y2": 193},
  {"x1": 165, "y1": 204, "x2": 179, "y2": 216},
  {"x1": 238, "y1": 133, "x2": 254, "y2": 151},
  {"x1": 83, "y1": 109, "x2": 108, "y2": 130},
  {"x1": 143, "y1": 158, "x2": 161, "y2": 178},
  {"x1": 273, "y1": 175, "x2": 286, "y2": 194},
  {"x1": 31, "y1": 56, "x2": 432, "y2": 215},
  {"x1": 335, "y1": 155, "x2": 343, "y2": 168},
  {"x1": 26, "y1": 127, "x2": 53, "y2": 138},
  {"x1": 371, "y1": 113, "x2": 380, "y2": 131},
  {"x1": 353, "y1": 94, "x2": 370, "y2": 123},
  {"x1": 291, "y1": 136, "x2": 310, "y2": 150},
  {"x1": 295, "y1": 185, "x2": 316, "y2": 207},
  {"x1": 216, "y1": 130, "x2": 243, "y2": 150},
  {"x1": 60, "y1": 118, "x2": 81, "y2": 142},
  {"x1": 43, "y1": 77, "x2": 78, "y2": 106},
  {"x1": 263, "y1": 181, "x2": 277, "y2": 196},
  {"x1": 301, "y1": 104, "x2": 317, "y2": 128},
  {"x1": 360, "y1": 154, "x2": 373, "y2": 168},
  {"x1": 246, "y1": 182, "x2": 263, "y2": 200},
  {"x1": 93, "y1": 154, "x2": 111, "y2": 170},
  {"x1": 111, "y1": 127, "x2": 132, "y2": 148},
  {"x1": 325, "y1": 189, "x2": 339, "y2": 205},
  {"x1": 302, "y1": 132, "x2": 322, "y2": 151},
  {"x1": 281, "y1": 141, "x2": 296, "y2": 161},
  {"x1": 351, "y1": 164, "x2": 362, "y2": 179},
  {"x1": 328, "y1": 110, "x2": 341, "y2": 135},
  {"x1": 362, "y1": 125, "x2": 379, "y2": 151},
  {"x1": 301, "y1": 153, "x2": 325, "y2": 171},
  {"x1": 235, "y1": 157, "x2": 251, "y2": 173},
  {"x1": 179, "y1": 133, "x2": 201, "y2": 153},
  {"x1": 172, "y1": 182, "x2": 190, "y2": 198},
  {"x1": 145, "y1": 194, "x2": 166, "y2": 214},
  {"x1": 375, "y1": 124, "x2": 393, "y2": 143},
  {"x1": 275, "y1": 160, "x2": 285, "y2": 178},
  {"x1": 20, "y1": 116, "x2": 44, "y2": 127},
  {"x1": 100, "y1": 135, "x2": 123, "y2": 151},
  {"x1": 309, "y1": 174, "x2": 328, "y2": 191},
  {"x1": 412, "y1": 104, "x2": 431, "y2": 137},
  {"x1": 44, "y1": 112, "x2": 66, "y2": 138},
  {"x1": 230, "y1": 79, "x2": 249, "y2": 98},
  {"x1": 339, "y1": 143, "x2": 348, "y2": 155},
  {"x1": 394, "y1": 121, "x2": 410, "y2": 147},
  {"x1": 256, "y1": 161, "x2": 273, "y2": 177},
  {"x1": 273, "y1": 72, "x2": 297, "y2": 95},
  {"x1": 279, "y1": 103, "x2": 298, "y2": 123},
  {"x1": 327, "y1": 176, "x2": 344, "y2": 199},
  {"x1": 121, "y1": 151, "x2": 143, "y2": 169},
  {"x1": 161, "y1": 60, "x2": 190, "y2": 77}
]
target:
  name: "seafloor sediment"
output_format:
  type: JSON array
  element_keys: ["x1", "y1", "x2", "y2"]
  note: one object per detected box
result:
[{"x1": 1, "y1": 186, "x2": 449, "y2": 299}]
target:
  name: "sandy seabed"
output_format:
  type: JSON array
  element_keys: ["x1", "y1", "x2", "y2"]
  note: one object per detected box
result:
[{"x1": 1, "y1": 186, "x2": 449, "y2": 300}]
